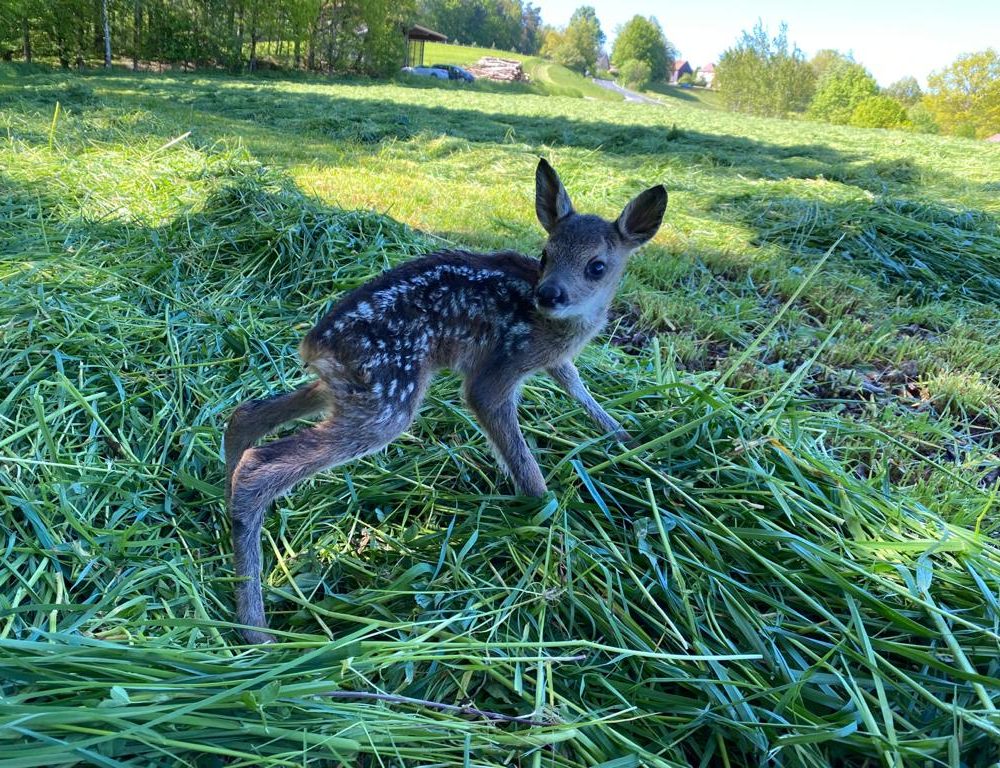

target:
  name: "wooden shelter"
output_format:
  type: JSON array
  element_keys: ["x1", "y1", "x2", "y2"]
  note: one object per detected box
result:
[{"x1": 404, "y1": 25, "x2": 447, "y2": 68}]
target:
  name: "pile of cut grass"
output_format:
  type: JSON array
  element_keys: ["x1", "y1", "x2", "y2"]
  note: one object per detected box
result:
[
  {"x1": 745, "y1": 196, "x2": 1000, "y2": 303},
  {"x1": 2, "y1": 141, "x2": 1000, "y2": 767}
]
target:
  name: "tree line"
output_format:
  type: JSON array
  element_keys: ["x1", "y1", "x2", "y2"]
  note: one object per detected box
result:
[
  {"x1": 715, "y1": 22, "x2": 999, "y2": 139},
  {"x1": 416, "y1": 0, "x2": 543, "y2": 55},
  {"x1": 2, "y1": 0, "x2": 415, "y2": 76},
  {"x1": 0, "y1": 0, "x2": 678, "y2": 88},
  {"x1": 0, "y1": 0, "x2": 571, "y2": 74}
]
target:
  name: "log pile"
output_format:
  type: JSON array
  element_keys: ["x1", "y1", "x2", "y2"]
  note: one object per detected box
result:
[{"x1": 467, "y1": 57, "x2": 527, "y2": 82}]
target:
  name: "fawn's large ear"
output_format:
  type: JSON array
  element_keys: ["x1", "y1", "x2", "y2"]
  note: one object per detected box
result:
[
  {"x1": 535, "y1": 158, "x2": 574, "y2": 233},
  {"x1": 616, "y1": 185, "x2": 667, "y2": 247}
]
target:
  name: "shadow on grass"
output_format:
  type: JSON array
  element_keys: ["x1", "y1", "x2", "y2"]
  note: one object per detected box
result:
[
  {"x1": 0, "y1": 157, "x2": 443, "y2": 520},
  {"x1": 645, "y1": 83, "x2": 722, "y2": 109},
  {"x1": 644, "y1": 82, "x2": 701, "y2": 103},
  {"x1": 10, "y1": 67, "x2": 997, "y2": 307},
  {"x1": 6, "y1": 68, "x2": 864, "y2": 180}
]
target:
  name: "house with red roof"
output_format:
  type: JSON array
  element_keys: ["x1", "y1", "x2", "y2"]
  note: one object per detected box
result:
[{"x1": 701, "y1": 63, "x2": 716, "y2": 88}]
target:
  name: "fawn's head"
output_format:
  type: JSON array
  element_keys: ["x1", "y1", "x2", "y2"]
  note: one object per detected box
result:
[{"x1": 533, "y1": 158, "x2": 666, "y2": 321}]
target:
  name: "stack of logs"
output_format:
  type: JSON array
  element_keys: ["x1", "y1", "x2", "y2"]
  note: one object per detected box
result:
[{"x1": 466, "y1": 57, "x2": 527, "y2": 82}]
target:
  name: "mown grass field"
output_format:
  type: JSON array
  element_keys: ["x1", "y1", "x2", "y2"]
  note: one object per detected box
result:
[
  {"x1": 1, "y1": 59, "x2": 1000, "y2": 766},
  {"x1": 644, "y1": 83, "x2": 723, "y2": 110}
]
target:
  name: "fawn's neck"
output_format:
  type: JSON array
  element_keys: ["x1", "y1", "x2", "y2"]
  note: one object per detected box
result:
[{"x1": 535, "y1": 301, "x2": 610, "y2": 359}]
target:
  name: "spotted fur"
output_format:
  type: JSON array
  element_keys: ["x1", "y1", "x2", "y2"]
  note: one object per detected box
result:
[{"x1": 300, "y1": 250, "x2": 539, "y2": 400}]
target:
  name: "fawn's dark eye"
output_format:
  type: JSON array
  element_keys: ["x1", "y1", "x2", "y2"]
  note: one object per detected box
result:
[{"x1": 585, "y1": 260, "x2": 606, "y2": 280}]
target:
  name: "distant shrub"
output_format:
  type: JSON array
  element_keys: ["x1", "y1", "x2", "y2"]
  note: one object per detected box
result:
[
  {"x1": 906, "y1": 102, "x2": 940, "y2": 134},
  {"x1": 849, "y1": 95, "x2": 909, "y2": 129},
  {"x1": 808, "y1": 61, "x2": 878, "y2": 124},
  {"x1": 955, "y1": 123, "x2": 978, "y2": 139},
  {"x1": 677, "y1": 72, "x2": 706, "y2": 87},
  {"x1": 617, "y1": 58, "x2": 652, "y2": 90}
]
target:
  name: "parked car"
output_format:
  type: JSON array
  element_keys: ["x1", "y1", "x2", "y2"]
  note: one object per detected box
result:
[
  {"x1": 430, "y1": 64, "x2": 475, "y2": 82},
  {"x1": 401, "y1": 66, "x2": 449, "y2": 80}
]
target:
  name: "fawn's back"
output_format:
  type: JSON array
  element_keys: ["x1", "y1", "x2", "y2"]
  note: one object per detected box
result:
[{"x1": 299, "y1": 250, "x2": 547, "y2": 400}]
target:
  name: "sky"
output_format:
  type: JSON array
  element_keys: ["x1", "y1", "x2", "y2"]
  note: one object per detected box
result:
[{"x1": 537, "y1": 0, "x2": 1000, "y2": 85}]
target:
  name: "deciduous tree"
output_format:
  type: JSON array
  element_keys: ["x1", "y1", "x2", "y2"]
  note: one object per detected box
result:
[
  {"x1": 4, "y1": 0, "x2": 417, "y2": 76},
  {"x1": 569, "y1": 6, "x2": 603, "y2": 47},
  {"x1": 100, "y1": 0, "x2": 110, "y2": 67},
  {"x1": 611, "y1": 15, "x2": 673, "y2": 83},
  {"x1": 519, "y1": 3, "x2": 542, "y2": 55},
  {"x1": 716, "y1": 21, "x2": 814, "y2": 116},
  {"x1": 885, "y1": 76, "x2": 922, "y2": 106},
  {"x1": 419, "y1": 0, "x2": 539, "y2": 54},
  {"x1": 545, "y1": 5, "x2": 603, "y2": 73},
  {"x1": 809, "y1": 48, "x2": 850, "y2": 82},
  {"x1": 924, "y1": 49, "x2": 1000, "y2": 138}
]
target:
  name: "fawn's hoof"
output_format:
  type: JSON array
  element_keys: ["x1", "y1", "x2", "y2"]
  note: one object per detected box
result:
[
  {"x1": 242, "y1": 628, "x2": 277, "y2": 645},
  {"x1": 613, "y1": 429, "x2": 633, "y2": 445}
]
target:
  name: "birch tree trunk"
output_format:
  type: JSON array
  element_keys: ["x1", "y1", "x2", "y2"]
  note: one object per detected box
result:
[
  {"x1": 102, "y1": 0, "x2": 112, "y2": 68},
  {"x1": 133, "y1": 0, "x2": 141, "y2": 70},
  {"x1": 22, "y1": 15, "x2": 31, "y2": 62}
]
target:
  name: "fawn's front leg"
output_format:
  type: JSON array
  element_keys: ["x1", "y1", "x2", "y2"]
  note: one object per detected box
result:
[
  {"x1": 464, "y1": 371, "x2": 547, "y2": 497},
  {"x1": 547, "y1": 361, "x2": 631, "y2": 443}
]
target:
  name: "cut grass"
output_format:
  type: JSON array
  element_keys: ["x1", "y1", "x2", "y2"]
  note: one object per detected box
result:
[
  {"x1": 1, "y1": 65, "x2": 1000, "y2": 765},
  {"x1": 741, "y1": 195, "x2": 1000, "y2": 303},
  {"x1": 644, "y1": 82, "x2": 724, "y2": 110}
]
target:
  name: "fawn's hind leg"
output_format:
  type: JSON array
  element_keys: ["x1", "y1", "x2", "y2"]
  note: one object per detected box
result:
[
  {"x1": 224, "y1": 381, "x2": 332, "y2": 500},
  {"x1": 228, "y1": 399, "x2": 415, "y2": 643}
]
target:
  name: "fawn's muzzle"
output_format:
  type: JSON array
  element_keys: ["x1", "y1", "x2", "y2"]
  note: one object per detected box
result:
[{"x1": 535, "y1": 281, "x2": 568, "y2": 309}]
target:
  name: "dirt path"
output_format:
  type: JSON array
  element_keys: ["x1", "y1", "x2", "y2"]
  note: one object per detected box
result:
[{"x1": 591, "y1": 78, "x2": 662, "y2": 105}]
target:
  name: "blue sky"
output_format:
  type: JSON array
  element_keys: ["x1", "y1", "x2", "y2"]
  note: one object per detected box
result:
[{"x1": 537, "y1": 0, "x2": 1000, "y2": 85}]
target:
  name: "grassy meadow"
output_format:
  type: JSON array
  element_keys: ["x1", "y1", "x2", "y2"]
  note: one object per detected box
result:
[
  {"x1": 644, "y1": 83, "x2": 723, "y2": 110},
  {"x1": 2, "y1": 59, "x2": 1000, "y2": 766}
]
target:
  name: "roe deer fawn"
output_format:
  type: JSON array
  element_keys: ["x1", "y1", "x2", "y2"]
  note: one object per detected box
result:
[{"x1": 225, "y1": 158, "x2": 667, "y2": 642}]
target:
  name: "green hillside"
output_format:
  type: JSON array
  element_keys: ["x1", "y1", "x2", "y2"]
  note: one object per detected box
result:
[
  {"x1": 423, "y1": 41, "x2": 622, "y2": 100},
  {"x1": 645, "y1": 82, "x2": 724, "y2": 110}
]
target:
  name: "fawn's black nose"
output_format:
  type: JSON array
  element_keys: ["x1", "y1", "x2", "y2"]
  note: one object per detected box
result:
[{"x1": 536, "y1": 281, "x2": 568, "y2": 309}]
